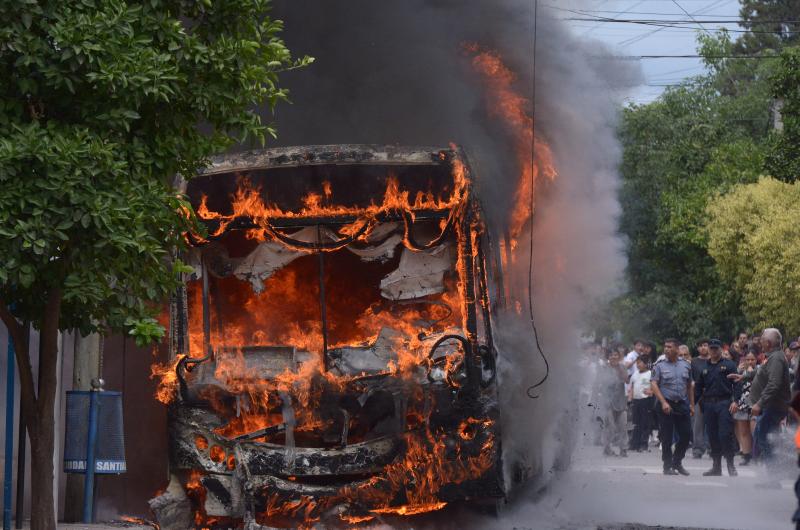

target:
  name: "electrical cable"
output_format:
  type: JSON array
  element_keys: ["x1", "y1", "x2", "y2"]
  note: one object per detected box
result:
[
  {"x1": 580, "y1": 0, "x2": 647, "y2": 36},
  {"x1": 526, "y1": 0, "x2": 549, "y2": 400},
  {"x1": 563, "y1": 17, "x2": 800, "y2": 25},
  {"x1": 617, "y1": 0, "x2": 728, "y2": 47},
  {"x1": 671, "y1": 0, "x2": 711, "y2": 35},
  {"x1": 613, "y1": 54, "x2": 781, "y2": 58},
  {"x1": 546, "y1": 6, "x2": 742, "y2": 18}
]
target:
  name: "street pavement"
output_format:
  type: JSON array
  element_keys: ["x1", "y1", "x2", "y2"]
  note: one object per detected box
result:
[
  {"x1": 506, "y1": 442, "x2": 798, "y2": 530},
  {"x1": 366, "y1": 436, "x2": 799, "y2": 530}
]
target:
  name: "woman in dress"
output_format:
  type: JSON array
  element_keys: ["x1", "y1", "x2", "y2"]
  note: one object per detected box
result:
[{"x1": 732, "y1": 351, "x2": 758, "y2": 465}]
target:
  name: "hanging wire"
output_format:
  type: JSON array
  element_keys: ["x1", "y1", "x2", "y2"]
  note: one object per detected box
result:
[{"x1": 526, "y1": 0, "x2": 550, "y2": 400}]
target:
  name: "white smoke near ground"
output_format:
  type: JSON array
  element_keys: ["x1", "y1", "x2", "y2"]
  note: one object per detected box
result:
[{"x1": 267, "y1": 0, "x2": 639, "y2": 526}]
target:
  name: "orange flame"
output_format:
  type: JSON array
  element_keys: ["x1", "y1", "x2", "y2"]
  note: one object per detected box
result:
[
  {"x1": 119, "y1": 515, "x2": 158, "y2": 529},
  {"x1": 197, "y1": 164, "x2": 469, "y2": 244},
  {"x1": 465, "y1": 43, "x2": 557, "y2": 251},
  {"x1": 150, "y1": 354, "x2": 185, "y2": 404}
]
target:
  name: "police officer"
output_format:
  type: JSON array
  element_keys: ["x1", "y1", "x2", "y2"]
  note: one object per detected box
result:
[
  {"x1": 696, "y1": 338, "x2": 739, "y2": 476},
  {"x1": 651, "y1": 338, "x2": 695, "y2": 476}
]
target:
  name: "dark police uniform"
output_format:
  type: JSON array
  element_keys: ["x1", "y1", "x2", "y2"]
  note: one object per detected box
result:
[{"x1": 696, "y1": 356, "x2": 739, "y2": 462}]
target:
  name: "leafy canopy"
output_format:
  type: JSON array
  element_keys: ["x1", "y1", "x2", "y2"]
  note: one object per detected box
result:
[
  {"x1": 706, "y1": 177, "x2": 800, "y2": 331},
  {"x1": 766, "y1": 46, "x2": 800, "y2": 182},
  {"x1": 608, "y1": 32, "x2": 774, "y2": 343},
  {"x1": 735, "y1": 0, "x2": 800, "y2": 54},
  {"x1": 0, "y1": 0, "x2": 311, "y2": 343}
]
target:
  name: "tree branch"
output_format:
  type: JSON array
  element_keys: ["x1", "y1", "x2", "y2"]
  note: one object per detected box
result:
[
  {"x1": 36, "y1": 288, "x2": 62, "y2": 422},
  {"x1": 0, "y1": 299, "x2": 24, "y2": 350},
  {"x1": 0, "y1": 297, "x2": 38, "y2": 424}
]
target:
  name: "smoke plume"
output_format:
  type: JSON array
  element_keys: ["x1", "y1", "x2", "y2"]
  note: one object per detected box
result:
[{"x1": 266, "y1": 0, "x2": 639, "y2": 514}]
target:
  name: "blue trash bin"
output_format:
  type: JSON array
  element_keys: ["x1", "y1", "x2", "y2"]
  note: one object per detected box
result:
[{"x1": 63, "y1": 390, "x2": 126, "y2": 474}]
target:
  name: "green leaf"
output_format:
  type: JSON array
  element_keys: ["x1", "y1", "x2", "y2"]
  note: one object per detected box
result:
[{"x1": 0, "y1": 0, "x2": 309, "y2": 380}]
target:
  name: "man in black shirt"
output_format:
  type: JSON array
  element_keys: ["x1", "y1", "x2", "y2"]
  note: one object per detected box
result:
[{"x1": 696, "y1": 339, "x2": 739, "y2": 476}]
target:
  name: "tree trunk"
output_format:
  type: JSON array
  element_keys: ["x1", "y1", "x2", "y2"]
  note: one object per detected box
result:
[
  {"x1": 29, "y1": 288, "x2": 62, "y2": 530},
  {"x1": 29, "y1": 426, "x2": 56, "y2": 530}
]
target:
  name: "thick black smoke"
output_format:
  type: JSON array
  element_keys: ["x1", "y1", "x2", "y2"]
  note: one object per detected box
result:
[{"x1": 267, "y1": 0, "x2": 640, "y2": 507}]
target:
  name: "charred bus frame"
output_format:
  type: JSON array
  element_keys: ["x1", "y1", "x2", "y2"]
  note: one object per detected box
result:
[{"x1": 157, "y1": 145, "x2": 506, "y2": 527}]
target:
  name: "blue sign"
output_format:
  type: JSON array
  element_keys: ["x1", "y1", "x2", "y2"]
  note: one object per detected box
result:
[{"x1": 63, "y1": 391, "x2": 126, "y2": 475}]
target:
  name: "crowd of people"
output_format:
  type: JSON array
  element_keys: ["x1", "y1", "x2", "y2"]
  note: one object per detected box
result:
[{"x1": 584, "y1": 329, "x2": 798, "y2": 483}]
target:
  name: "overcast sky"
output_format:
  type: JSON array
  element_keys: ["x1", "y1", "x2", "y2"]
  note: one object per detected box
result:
[{"x1": 555, "y1": 0, "x2": 744, "y2": 104}]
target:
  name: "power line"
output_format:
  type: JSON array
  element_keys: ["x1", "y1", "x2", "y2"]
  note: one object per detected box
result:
[
  {"x1": 554, "y1": 1, "x2": 800, "y2": 44},
  {"x1": 650, "y1": 64, "x2": 705, "y2": 76},
  {"x1": 526, "y1": 0, "x2": 549, "y2": 400},
  {"x1": 580, "y1": 0, "x2": 647, "y2": 36},
  {"x1": 548, "y1": 8, "x2": 742, "y2": 17},
  {"x1": 671, "y1": 0, "x2": 711, "y2": 34},
  {"x1": 564, "y1": 17, "x2": 800, "y2": 24},
  {"x1": 616, "y1": 0, "x2": 730, "y2": 47},
  {"x1": 567, "y1": 22, "x2": 799, "y2": 35},
  {"x1": 610, "y1": 53, "x2": 781, "y2": 59},
  {"x1": 651, "y1": 65, "x2": 704, "y2": 81}
]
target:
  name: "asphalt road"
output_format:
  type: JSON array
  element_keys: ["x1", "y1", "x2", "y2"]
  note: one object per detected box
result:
[
  {"x1": 352, "y1": 434, "x2": 797, "y2": 530},
  {"x1": 492, "y1": 442, "x2": 797, "y2": 530}
]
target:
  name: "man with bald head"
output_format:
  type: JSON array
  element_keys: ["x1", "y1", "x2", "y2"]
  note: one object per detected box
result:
[{"x1": 748, "y1": 328, "x2": 791, "y2": 466}]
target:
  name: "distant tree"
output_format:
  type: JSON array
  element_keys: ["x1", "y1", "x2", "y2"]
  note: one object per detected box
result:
[
  {"x1": 604, "y1": 7, "x2": 800, "y2": 346},
  {"x1": 612, "y1": 33, "x2": 772, "y2": 344},
  {"x1": 0, "y1": 1, "x2": 310, "y2": 528},
  {"x1": 735, "y1": 0, "x2": 800, "y2": 54},
  {"x1": 706, "y1": 177, "x2": 800, "y2": 331},
  {"x1": 766, "y1": 46, "x2": 800, "y2": 182}
]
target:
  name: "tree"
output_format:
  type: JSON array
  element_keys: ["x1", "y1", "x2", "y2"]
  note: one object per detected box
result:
[
  {"x1": 766, "y1": 46, "x2": 800, "y2": 182},
  {"x1": 599, "y1": 2, "x2": 800, "y2": 346},
  {"x1": 706, "y1": 177, "x2": 800, "y2": 331},
  {"x1": 0, "y1": 2, "x2": 310, "y2": 528},
  {"x1": 611, "y1": 32, "x2": 773, "y2": 344},
  {"x1": 735, "y1": 0, "x2": 800, "y2": 54}
]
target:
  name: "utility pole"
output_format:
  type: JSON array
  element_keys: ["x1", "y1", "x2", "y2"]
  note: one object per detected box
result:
[
  {"x1": 63, "y1": 333, "x2": 101, "y2": 523},
  {"x1": 14, "y1": 323, "x2": 28, "y2": 530}
]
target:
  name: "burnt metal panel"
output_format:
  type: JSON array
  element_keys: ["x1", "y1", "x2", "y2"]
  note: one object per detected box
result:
[
  {"x1": 199, "y1": 145, "x2": 456, "y2": 176},
  {"x1": 236, "y1": 436, "x2": 401, "y2": 478},
  {"x1": 168, "y1": 406, "x2": 232, "y2": 474}
]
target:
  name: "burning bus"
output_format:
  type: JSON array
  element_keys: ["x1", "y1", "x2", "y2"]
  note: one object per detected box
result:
[{"x1": 152, "y1": 144, "x2": 507, "y2": 528}]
